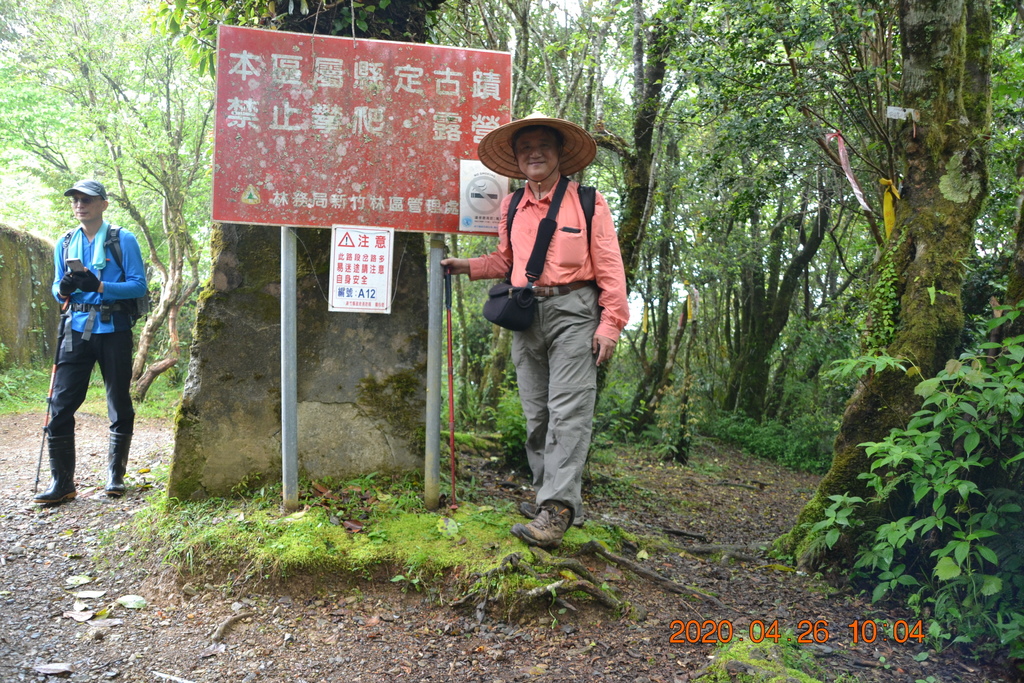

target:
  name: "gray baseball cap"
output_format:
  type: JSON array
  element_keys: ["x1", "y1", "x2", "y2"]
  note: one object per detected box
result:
[{"x1": 63, "y1": 180, "x2": 107, "y2": 200}]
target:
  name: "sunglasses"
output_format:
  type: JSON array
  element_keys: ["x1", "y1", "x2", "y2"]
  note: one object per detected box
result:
[{"x1": 69, "y1": 196, "x2": 103, "y2": 205}]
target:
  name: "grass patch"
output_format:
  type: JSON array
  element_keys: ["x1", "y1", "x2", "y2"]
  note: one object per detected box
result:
[
  {"x1": 0, "y1": 364, "x2": 182, "y2": 419},
  {"x1": 0, "y1": 366, "x2": 50, "y2": 414}
]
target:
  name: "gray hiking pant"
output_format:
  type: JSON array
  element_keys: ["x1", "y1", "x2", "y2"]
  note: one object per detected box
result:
[{"x1": 512, "y1": 285, "x2": 600, "y2": 523}]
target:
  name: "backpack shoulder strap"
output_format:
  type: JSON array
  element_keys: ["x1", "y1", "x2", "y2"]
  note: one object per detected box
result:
[
  {"x1": 104, "y1": 226, "x2": 123, "y2": 269},
  {"x1": 505, "y1": 187, "x2": 526, "y2": 234},
  {"x1": 577, "y1": 185, "x2": 596, "y2": 246},
  {"x1": 60, "y1": 230, "x2": 75, "y2": 260},
  {"x1": 501, "y1": 188, "x2": 526, "y2": 281}
]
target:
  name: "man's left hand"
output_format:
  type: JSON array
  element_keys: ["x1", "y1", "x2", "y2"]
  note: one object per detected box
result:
[
  {"x1": 73, "y1": 269, "x2": 101, "y2": 292},
  {"x1": 592, "y1": 333, "x2": 617, "y2": 366}
]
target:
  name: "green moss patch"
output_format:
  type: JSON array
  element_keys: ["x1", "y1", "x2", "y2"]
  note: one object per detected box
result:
[
  {"x1": 698, "y1": 637, "x2": 825, "y2": 682},
  {"x1": 134, "y1": 474, "x2": 631, "y2": 607}
]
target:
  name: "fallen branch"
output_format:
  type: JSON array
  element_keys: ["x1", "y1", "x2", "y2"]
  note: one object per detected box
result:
[
  {"x1": 210, "y1": 611, "x2": 253, "y2": 642},
  {"x1": 579, "y1": 540, "x2": 726, "y2": 609},
  {"x1": 658, "y1": 527, "x2": 709, "y2": 542},
  {"x1": 713, "y1": 480, "x2": 760, "y2": 491},
  {"x1": 685, "y1": 543, "x2": 764, "y2": 556}
]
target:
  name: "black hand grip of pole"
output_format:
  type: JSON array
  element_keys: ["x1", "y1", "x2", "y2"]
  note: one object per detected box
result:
[{"x1": 444, "y1": 266, "x2": 452, "y2": 309}]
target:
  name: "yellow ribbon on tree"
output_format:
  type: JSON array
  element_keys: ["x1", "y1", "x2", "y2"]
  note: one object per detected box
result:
[{"x1": 880, "y1": 178, "x2": 901, "y2": 240}]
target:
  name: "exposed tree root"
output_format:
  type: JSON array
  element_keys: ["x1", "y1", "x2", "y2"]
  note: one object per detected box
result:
[
  {"x1": 451, "y1": 552, "x2": 527, "y2": 623},
  {"x1": 526, "y1": 546, "x2": 598, "y2": 583},
  {"x1": 453, "y1": 537, "x2": 739, "y2": 621},
  {"x1": 210, "y1": 611, "x2": 253, "y2": 642},
  {"x1": 518, "y1": 578, "x2": 622, "y2": 610},
  {"x1": 453, "y1": 549, "x2": 626, "y2": 619},
  {"x1": 579, "y1": 540, "x2": 727, "y2": 609}
]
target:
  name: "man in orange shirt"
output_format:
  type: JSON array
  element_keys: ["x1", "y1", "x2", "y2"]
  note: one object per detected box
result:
[{"x1": 443, "y1": 116, "x2": 628, "y2": 548}]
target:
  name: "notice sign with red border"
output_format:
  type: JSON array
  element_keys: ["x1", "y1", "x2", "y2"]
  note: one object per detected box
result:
[
  {"x1": 330, "y1": 226, "x2": 394, "y2": 313},
  {"x1": 213, "y1": 25, "x2": 512, "y2": 234}
]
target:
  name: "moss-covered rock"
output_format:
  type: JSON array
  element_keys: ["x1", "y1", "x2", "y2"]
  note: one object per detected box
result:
[
  {"x1": 168, "y1": 225, "x2": 428, "y2": 499},
  {"x1": 0, "y1": 224, "x2": 61, "y2": 369}
]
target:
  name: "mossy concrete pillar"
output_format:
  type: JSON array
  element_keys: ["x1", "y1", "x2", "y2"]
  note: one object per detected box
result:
[
  {"x1": 168, "y1": 224, "x2": 427, "y2": 499},
  {"x1": 0, "y1": 225, "x2": 61, "y2": 369}
]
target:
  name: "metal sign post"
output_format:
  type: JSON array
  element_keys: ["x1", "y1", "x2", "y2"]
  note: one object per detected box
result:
[
  {"x1": 424, "y1": 234, "x2": 446, "y2": 510},
  {"x1": 281, "y1": 226, "x2": 299, "y2": 511}
]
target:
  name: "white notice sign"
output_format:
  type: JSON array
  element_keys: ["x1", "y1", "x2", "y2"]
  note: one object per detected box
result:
[
  {"x1": 459, "y1": 160, "x2": 508, "y2": 235},
  {"x1": 329, "y1": 226, "x2": 394, "y2": 314}
]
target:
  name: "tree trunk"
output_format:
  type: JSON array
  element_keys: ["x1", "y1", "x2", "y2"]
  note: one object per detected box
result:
[
  {"x1": 1002, "y1": 147, "x2": 1024, "y2": 337},
  {"x1": 724, "y1": 196, "x2": 828, "y2": 420},
  {"x1": 784, "y1": 0, "x2": 991, "y2": 566}
]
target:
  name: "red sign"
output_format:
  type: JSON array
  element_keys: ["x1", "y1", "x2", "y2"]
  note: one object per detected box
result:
[{"x1": 213, "y1": 26, "x2": 512, "y2": 232}]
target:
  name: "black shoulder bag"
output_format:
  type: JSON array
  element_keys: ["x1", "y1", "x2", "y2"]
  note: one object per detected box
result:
[{"x1": 482, "y1": 176, "x2": 570, "y2": 331}]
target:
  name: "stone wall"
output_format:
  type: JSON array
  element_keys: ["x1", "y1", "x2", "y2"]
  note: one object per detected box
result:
[
  {"x1": 168, "y1": 224, "x2": 428, "y2": 499},
  {"x1": 0, "y1": 225, "x2": 61, "y2": 369}
]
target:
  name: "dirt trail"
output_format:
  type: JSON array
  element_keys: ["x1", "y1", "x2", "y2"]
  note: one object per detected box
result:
[{"x1": 0, "y1": 412, "x2": 1015, "y2": 682}]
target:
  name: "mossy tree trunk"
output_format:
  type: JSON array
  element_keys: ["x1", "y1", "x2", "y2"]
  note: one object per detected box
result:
[
  {"x1": 784, "y1": 0, "x2": 992, "y2": 566},
  {"x1": 1003, "y1": 143, "x2": 1024, "y2": 338},
  {"x1": 593, "y1": 4, "x2": 672, "y2": 291}
]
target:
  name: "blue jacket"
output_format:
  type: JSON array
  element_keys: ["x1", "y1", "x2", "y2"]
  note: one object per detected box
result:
[{"x1": 51, "y1": 222, "x2": 148, "y2": 334}]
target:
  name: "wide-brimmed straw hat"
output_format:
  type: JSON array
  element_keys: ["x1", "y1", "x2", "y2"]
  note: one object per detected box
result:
[{"x1": 477, "y1": 114, "x2": 597, "y2": 179}]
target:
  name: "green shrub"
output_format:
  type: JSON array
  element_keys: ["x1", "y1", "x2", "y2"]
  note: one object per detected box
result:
[
  {"x1": 814, "y1": 305, "x2": 1024, "y2": 656},
  {"x1": 492, "y1": 386, "x2": 527, "y2": 470},
  {"x1": 705, "y1": 412, "x2": 834, "y2": 473}
]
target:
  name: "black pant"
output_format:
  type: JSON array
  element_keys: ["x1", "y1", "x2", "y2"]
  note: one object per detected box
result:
[{"x1": 47, "y1": 328, "x2": 135, "y2": 438}]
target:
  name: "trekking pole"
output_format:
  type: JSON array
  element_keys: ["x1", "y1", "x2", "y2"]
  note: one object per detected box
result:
[
  {"x1": 35, "y1": 299, "x2": 69, "y2": 494},
  {"x1": 444, "y1": 266, "x2": 458, "y2": 508}
]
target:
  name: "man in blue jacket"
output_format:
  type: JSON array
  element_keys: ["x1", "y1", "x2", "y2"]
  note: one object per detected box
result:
[{"x1": 37, "y1": 180, "x2": 148, "y2": 505}]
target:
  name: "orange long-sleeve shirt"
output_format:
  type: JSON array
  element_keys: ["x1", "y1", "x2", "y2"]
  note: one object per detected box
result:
[{"x1": 468, "y1": 180, "x2": 629, "y2": 340}]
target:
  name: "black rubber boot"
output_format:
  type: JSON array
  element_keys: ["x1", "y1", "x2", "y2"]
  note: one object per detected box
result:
[
  {"x1": 105, "y1": 432, "x2": 132, "y2": 497},
  {"x1": 33, "y1": 434, "x2": 77, "y2": 505}
]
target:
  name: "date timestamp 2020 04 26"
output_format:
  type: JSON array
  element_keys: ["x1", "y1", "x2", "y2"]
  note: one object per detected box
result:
[{"x1": 669, "y1": 618, "x2": 926, "y2": 645}]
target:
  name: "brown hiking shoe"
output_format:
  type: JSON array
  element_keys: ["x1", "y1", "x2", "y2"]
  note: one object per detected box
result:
[
  {"x1": 511, "y1": 501, "x2": 572, "y2": 548},
  {"x1": 519, "y1": 501, "x2": 584, "y2": 527}
]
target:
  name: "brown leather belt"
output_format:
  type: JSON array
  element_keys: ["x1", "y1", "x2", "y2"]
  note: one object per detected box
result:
[{"x1": 532, "y1": 280, "x2": 595, "y2": 297}]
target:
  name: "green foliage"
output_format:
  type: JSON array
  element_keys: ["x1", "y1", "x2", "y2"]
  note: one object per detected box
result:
[
  {"x1": 701, "y1": 636, "x2": 825, "y2": 683},
  {"x1": 491, "y1": 386, "x2": 527, "y2": 470},
  {"x1": 0, "y1": 364, "x2": 181, "y2": 416},
  {"x1": 808, "y1": 493, "x2": 865, "y2": 550},
  {"x1": 704, "y1": 413, "x2": 834, "y2": 473},
  {"x1": 0, "y1": 366, "x2": 50, "y2": 414},
  {"x1": 865, "y1": 230, "x2": 908, "y2": 350},
  {"x1": 826, "y1": 351, "x2": 914, "y2": 383},
  {"x1": 0, "y1": 0, "x2": 213, "y2": 398},
  {"x1": 815, "y1": 305, "x2": 1024, "y2": 656}
]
